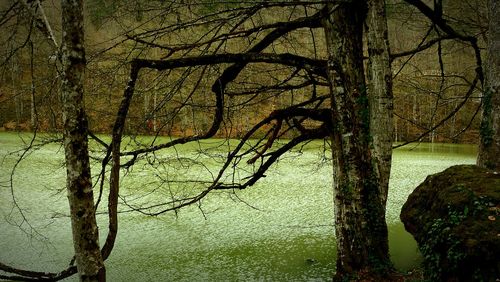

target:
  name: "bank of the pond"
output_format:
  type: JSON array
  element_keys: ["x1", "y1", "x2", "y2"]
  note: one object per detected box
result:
[{"x1": 0, "y1": 133, "x2": 477, "y2": 281}]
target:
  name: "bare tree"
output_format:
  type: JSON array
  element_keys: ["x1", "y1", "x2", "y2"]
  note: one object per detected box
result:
[
  {"x1": 60, "y1": 0, "x2": 105, "y2": 281},
  {"x1": 0, "y1": 0, "x2": 105, "y2": 281}
]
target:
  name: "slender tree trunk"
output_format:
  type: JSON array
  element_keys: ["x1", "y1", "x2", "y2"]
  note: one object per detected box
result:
[
  {"x1": 153, "y1": 89, "x2": 157, "y2": 132},
  {"x1": 11, "y1": 59, "x2": 21, "y2": 129},
  {"x1": 478, "y1": 0, "x2": 500, "y2": 171},
  {"x1": 61, "y1": 0, "x2": 105, "y2": 281},
  {"x1": 29, "y1": 42, "x2": 37, "y2": 130},
  {"x1": 30, "y1": 78, "x2": 36, "y2": 129},
  {"x1": 323, "y1": 0, "x2": 392, "y2": 278}
]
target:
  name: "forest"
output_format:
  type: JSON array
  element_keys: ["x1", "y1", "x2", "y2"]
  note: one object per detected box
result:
[
  {"x1": 0, "y1": 0, "x2": 498, "y2": 281},
  {"x1": 0, "y1": 0, "x2": 488, "y2": 143}
]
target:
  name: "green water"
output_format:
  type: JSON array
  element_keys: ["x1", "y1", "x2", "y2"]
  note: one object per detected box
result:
[{"x1": 0, "y1": 133, "x2": 477, "y2": 281}]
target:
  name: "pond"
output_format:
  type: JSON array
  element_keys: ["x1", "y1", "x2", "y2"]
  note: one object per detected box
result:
[{"x1": 0, "y1": 133, "x2": 477, "y2": 281}]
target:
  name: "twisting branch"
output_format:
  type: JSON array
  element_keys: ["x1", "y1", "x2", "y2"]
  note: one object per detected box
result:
[
  {"x1": 100, "y1": 62, "x2": 140, "y2": 260},
  {"x1": 119, "y1": 101, "x2": 331, "y2": 216},
  {"x1": 132, "y1": 53, "x2": 327, "y2": 78},
  {"x1": 120, "y1": 55, "x2": 327, "y2": 158}
]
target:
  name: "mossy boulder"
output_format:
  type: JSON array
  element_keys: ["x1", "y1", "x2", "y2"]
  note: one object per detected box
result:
[{"x1": 400, "y1": 165, "x2": 500, "y2": 281}]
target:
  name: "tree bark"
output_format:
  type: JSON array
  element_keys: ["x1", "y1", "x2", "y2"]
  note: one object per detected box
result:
[
  {"x1": 61, "y1": 0, "x2": 105, "y2": 281},
  {"x1": 322, "y1": 0, "x2": 392, "y2": 278},
  {"x1": 366, "y1": 0, "x2": 394, "y2": 210},
  {"x1": 478, "y1": 0, "x2": 500, "y2": 171}
]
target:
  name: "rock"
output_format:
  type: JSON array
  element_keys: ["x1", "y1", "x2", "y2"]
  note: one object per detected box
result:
[{"x1": 400, "y1": 165, "x2": 500, "y2": 282}]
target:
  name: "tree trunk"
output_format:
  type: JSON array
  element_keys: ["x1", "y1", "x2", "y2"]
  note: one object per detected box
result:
[
  {"x1": 478, "y1": 0, "x2": 500, "y2": 171},
  {"x1": 11, "y1": 59, "x2": 21, "y2": 129},
  {"x1": 61, "y1": 0, "x2": 105, "y2": 281},
  {"x1": 30, "y1": 42, "x2": 37, "y2": 130},
  {"x1": 322, "y1": 0, "x2": 392, "y2": 278},
  {"x1": 366, "y1": 0, "x2": 394, "y2": 208}
]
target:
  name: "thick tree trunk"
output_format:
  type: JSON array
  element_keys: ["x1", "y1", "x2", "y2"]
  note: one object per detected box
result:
[
  {"x1": 61, "y1": 0, "x2": 105, "y2": 281},
  {"x1": 323, "y1": 0, "x2": 392, "y2": 278},
  {"x1": 478, "y1": 0, "x2": 500, "y2": 171}
]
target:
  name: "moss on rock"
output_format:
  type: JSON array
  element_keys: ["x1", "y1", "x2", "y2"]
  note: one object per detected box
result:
[{"x1": 400, "y1": 165, "x2": 499, "y2": 281}]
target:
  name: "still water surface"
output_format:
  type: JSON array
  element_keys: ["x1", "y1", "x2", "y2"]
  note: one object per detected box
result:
[{"x1": 0, "y1": 133, "x2": 477, "y2": 281}]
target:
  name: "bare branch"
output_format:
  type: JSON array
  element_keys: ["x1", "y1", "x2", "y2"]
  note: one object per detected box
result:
[
  {"x1": 390, "y1": 34, "x2": 457, "y2": 60},
  {"x1": 18, "y1": 0, "x2": 58, "y2": 49},
  {"x1": 133, "y1": 53, "x2": 327, "y2": 78},
  {"x1": 403, "y1": 0, "x2": 484, "y2": 85}
]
